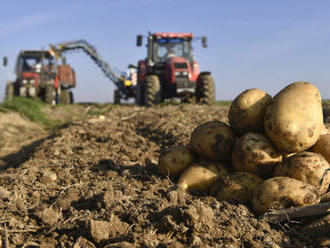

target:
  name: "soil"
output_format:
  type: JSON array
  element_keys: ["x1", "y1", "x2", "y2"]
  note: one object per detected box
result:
[
  {"x1": 0, "y1": 112, "x2": 46, "y2": 158},
  {"x1": 0, "y1": 104, "x2": 329, "y2": 248}
]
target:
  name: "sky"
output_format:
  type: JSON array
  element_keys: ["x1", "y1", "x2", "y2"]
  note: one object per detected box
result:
[{"x1": 0, "y1": 0, "x2": 330, "y2": 102}]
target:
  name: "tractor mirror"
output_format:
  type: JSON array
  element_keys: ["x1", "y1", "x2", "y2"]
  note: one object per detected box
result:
[
  {"x1": 137, "y1": 35, "x2": 143, "y2": 47},
  {"x1": 3, "y1": 56, "x2": 8, "y2": 67},
  {"x1": 62, "y1": 57, "x2": 67, "y2": 65},
  {"x1": 202, "y1": 36, "x2": 208, "y2": 48}
]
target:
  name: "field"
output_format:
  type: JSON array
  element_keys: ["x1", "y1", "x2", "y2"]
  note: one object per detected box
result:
[{"x1": 0, "y1": 98, "x2": 329, "y2": 247}]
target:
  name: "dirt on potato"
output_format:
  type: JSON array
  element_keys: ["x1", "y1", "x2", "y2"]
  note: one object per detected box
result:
[{"x1": 0, "y1": 104, "x2": 329, "y2": 248}]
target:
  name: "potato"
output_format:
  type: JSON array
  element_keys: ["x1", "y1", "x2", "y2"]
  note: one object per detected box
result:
[
  {"x1": 190, "y1": 121, "x2": 236, "y2": 162},
  {"x1": 251, "y1": 177, "x2": 320, "y2": 215},
  {"x1": 177, "y1": 161, "x2": 228, "y2": 192},
  {"x1": 274, "y1": 151, "x2": 330, "y2": 194},
  {"x1": 264, "y1": 82, "x2": 324, "y2": 153},
  {"x1": 215, "y1": 172, "x2": 263, "y2": 204},
  {"x1": 158, "y1": 146, "x2": 195, "y2": 177},
  {"x1": 311, "y1": 133, "x2": 330, "y2": 164},
  {"x1": 229, "y1": 88, "x2": 272, "y2": 134},
  {"x1": 232, "y1": 133, "x2": 282, "y2": 178}
]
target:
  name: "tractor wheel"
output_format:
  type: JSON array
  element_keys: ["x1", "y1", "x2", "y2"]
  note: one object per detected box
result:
[
  {"x1": 44, "y1": 85, "x2": 56, "y2": 105},
  {"x1": 55, "y1": 92, "x2": 61, "y2": 104},
  {"x1": 196, "y1": 73, "x2": 215, "y2": 105},
  {"x1": 144, "y1": 75, "x2": 161, "y2": 107},
  {"x1": 114, "y1": 89, "x2": 120, "y2": 104},
  {"x1": 61, "y1": 89, "x2": 70, "y2": 104},
  {"x1": 69, "y1": 91, "x2": 74, "y2": 104},
  {"x1": 135, "y1": 83, "x2": 145, "y2": 106},
  {"x1": 5, "y1": 82, "x2": 14, "y2": 101}
]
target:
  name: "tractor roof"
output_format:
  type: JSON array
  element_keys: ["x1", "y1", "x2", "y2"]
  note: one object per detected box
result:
[
  {"x1": 19, "y1": 50, "x2": 53, "y2": 59},
  {"x1": 152, "y1": 33, "x2": 193, "y2": 39}
]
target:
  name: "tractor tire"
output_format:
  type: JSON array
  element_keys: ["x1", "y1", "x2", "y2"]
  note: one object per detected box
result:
[
  {"x1": 44, "y1": 85, "x2": 56, "y2": 105},
  {"x1": 61, "y1": 89, "x2": 70, "y2": 104},
  {"x1": 114, "y1": 89, "x2": 120, "y2": 104},
  {"x1": 5, "y1": 82, "x2": 14, "y2": 101},
  {"x1": 135, "y1": 83, "x2": 145, "y2": 106},
  {"x1": 196, "y1": 73, "x2": 215, "y2": 105},
  {"x1": 144, "y1": 75, "x2": 161, "y2": 107},
  {"x1": 69, "y1": 91, "x2": 74, "y2": 104}
]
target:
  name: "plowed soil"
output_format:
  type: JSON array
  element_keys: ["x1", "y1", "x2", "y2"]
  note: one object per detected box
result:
[{"x1": 0, "y1": 104, "x2": 329, "y2": 248}]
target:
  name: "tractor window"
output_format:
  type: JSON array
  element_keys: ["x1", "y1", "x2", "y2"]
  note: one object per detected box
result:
[
  {"x1": 44, "y1": 57, "x2": 56, "y2": 72},
  {"x1": 19, "y1": 55, "x2": 56, "y2": 73},
  {"x1": 22, "y1": 57, "x2": 42, "y2": 72},
  {"x1": 153, "y1": 39, "x2": 193, "y2": 63}
]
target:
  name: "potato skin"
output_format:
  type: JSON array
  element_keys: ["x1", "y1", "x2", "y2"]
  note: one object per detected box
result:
[
  {"x1": 264, "y1": 82, "x2": 324, "y2": 153},
  {"x1": 229, "y1": 88, "x2": 272, "y2": 134},
  {"x1": 215, "y1": 172, "x2": 263, "y2": 204},
  {"x1": 177, "y1": 161, "x2": 228, "y2": 192},
  {"x1": 274, "y1": 151, "x2": 330, "y2": 194},
  {"x1": 158, "y1": 146, "x2": 195, "y2": 177},
  {"x1": 311, "y1": 133, "x2": 330, "y2": 164},
  {"x1": 251, "y1": 177, "x2": 320, "y2": 215},
  {"x1": 232, "y1": 133, "x2": 282, "y2": 178},
  {"x1": 190, "y1": 121, "x2": 236, "y2": 162}
]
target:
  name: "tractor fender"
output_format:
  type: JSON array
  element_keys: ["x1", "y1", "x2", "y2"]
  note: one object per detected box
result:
[{"x1": 199, "y1": 71, "x2": 211, "y2": 76}]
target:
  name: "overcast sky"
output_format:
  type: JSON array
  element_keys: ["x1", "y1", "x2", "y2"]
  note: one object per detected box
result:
[{"x1": 0, "y1": 0, "x2": 330, "y2": 102}]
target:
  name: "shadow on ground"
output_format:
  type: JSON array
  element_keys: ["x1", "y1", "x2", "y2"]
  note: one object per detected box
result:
[{"x1": 0, "y1": 134, "x2": 58, "y2": 171}]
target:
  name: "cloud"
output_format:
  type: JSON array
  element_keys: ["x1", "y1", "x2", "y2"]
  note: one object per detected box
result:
[{"x1": 0, "y1": 10, "x2": 75, "y2": 37}]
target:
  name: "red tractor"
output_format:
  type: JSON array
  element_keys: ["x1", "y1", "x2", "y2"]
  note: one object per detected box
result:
[
  {"x1": 135, "y1": 32, "x2": 215, "y2": 106},
  {"x1": 5, "y1": 50, "x2": 76, "y2": 104}
]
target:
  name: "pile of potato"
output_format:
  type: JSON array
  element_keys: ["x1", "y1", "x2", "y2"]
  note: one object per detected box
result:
[{"x1": 158, "y1": 82, "x2": 330, "y2": 215}]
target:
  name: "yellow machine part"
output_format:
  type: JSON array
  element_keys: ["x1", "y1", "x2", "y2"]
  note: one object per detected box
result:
[{"x1": 124, "y1": 80, "x2": 132, "y2": 86}]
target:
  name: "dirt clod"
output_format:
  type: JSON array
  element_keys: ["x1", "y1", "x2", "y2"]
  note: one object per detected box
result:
[
  {"x1": 35, "y1": 207, "x2": 61, "y2": 226},
  {"x1": 73, "y1": 237, "x2": 96, "y2": 248},
  {"x1": 87, "y1": 219, "x2": 111, "y2": 243}
]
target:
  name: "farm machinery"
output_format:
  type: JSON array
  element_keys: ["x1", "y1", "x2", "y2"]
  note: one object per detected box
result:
[
  {"x1": 4, "y1": 50, "x2": 76, "y2": 104},
  {"x1": 135, "y1": 32, "x2": 215, "y2": 106},
  {"x1": 4, "y1": 32, "x2": 214, "y2": 105},
  {"x1": 48, "y1": 33, "x2": 215, "y2": 106},
  {"x1": 48, "y1": 40, "x2": 134, "y2": 105}
]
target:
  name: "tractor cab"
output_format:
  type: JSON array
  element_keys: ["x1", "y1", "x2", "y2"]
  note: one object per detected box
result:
[
  {"x1": 152, "y1": 36, "x2": 194, "y2": 64},
  {"x1": 16, "y1": 50, "x2": 56, "y2": 76},
  {"x1": 14, "y1": 51, "x2": 57, "y2": 98},
  {"x1": 135, "y1": 32, "x2": 214, "y2": 106},
  {"x1": 5, "y1": 47, "x2": 76, "y2": 104}
]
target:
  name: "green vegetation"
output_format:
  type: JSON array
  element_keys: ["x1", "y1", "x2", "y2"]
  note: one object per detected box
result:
[
  {"x1": 84, "y1": 103, "x2": 116, "y2": 117},
  {"x1": 215, "y1": 100, "x2": 232, "y2": 106},
  {"x1": 0, "y1": 97, "x2": 56, "y2": 128},
  {"x1": 323, "y1": 100, "x2": 330, "y2": 106},
  {"x1": 0, "y1": 97, "x2": 328, "y2": 129}
]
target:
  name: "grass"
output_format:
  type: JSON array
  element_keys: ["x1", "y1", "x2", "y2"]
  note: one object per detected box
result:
[
  {"x1": 323, "y1": 100, "x2": 330, "y2": 106},
  {"x1": 1, "y1": 97, "x2": 327, "y2": 128},
  {"x1": 0, "y1": 98, "x2": 117, "y2": 129},
  {"x1": 0, "y1": 97, "x2": 56, "y2": 128},
  {"x1": 215, "y1": 100, "x2": 232, "y2": 106},
  {"x1": 83, "y1": 103, "x2": 117, "y2": 117}
]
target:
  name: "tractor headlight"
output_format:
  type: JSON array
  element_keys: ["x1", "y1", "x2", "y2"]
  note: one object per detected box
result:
[
  {"x1": 22, "y1": 79, "x2": 28, "y2": 84},
  {"x1": 175, "y1": 71, "x2": 180, "y2": 76}
]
